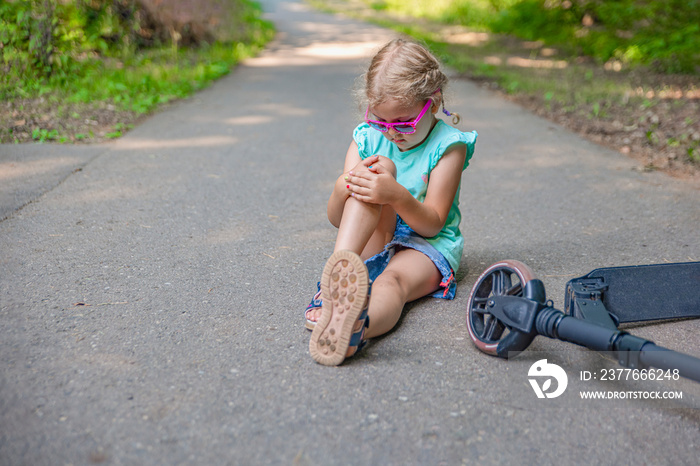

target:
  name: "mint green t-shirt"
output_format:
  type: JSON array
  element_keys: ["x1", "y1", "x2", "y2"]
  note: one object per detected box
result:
[{"x1": 353, "y1": 120, "x2": 477, "y2": 272}]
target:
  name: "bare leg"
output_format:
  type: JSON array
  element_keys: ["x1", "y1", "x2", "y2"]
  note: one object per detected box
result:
[
  {"x1": 334, "y1": 196, "x2": 396, "y2": 260},
  {"x1": 364, "y1": 248, "x2": 442, "y2": 339},
  {"x1": 309, "y1": 234, "x2": 443, "y2": 363},
  {"x1": 306, "y1": 156, "x2": 397, "y2": 325},
  {"x1": 310, "y1": 248, "x2": 443, "y2": 364},
  {"x1": 333, "y1": 156, "x2": 397, "y2": 260},
  {"x1": 306, "y1": 197, "x2": 395, "y2": 324}
]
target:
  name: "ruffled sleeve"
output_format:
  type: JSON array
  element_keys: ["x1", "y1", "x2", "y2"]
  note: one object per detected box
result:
[
  {"x1": 352, "y1": 123, "x2": 373, "y2": 160},
  {"x1": 432, "y1": 128, "x2": 478, "y2": 171},
  {"x1": 462, "y1": 130, "x2": 478, "y2": 168}
]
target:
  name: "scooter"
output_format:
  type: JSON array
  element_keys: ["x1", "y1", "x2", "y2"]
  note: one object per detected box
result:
[{"x1": 466, "y1": 260, "x2": 700, "y2": 382}]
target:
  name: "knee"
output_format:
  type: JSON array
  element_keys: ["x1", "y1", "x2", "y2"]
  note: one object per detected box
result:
[
  {"x1": 374, "y1": 269, "x2": 407, "y2": 298},
  {"x1": 374, "y1": 156, "x2": 397, "y2": 178}
]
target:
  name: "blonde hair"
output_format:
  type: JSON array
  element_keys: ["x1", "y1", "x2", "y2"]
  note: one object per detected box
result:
[{"x1": 361, "y1": 38, "x2": 461, "y2": 125}]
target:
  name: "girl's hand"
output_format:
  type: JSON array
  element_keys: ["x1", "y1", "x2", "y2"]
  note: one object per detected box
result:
[
  {"x1": 345, "y1": 156, "x2": 398, "y2": 205},
  {"x1": 346, "y1": 155, "x2": 379, "y2": 176}
]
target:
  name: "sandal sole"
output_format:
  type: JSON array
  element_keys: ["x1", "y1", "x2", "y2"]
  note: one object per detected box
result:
[{"x1": 309, "y1": 250, "x2": 369, "y2": 366}]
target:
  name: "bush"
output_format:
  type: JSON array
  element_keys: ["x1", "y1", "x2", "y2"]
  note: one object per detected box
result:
[
  {"x1": 1, "y1": 0, "x2": 273, "y2": 144},
  {"x1": 490, "y1": 0, "x2": 700, "y2": 73},
  {"x1": 0, "y1": 0, "x2": 271, "y2": 100},
  {"x1": 1, "y1": 1, "x2": 148, "y2": 87},
  {"x1": 359, "y1": 0, "x2": 700, "y2": 73}
]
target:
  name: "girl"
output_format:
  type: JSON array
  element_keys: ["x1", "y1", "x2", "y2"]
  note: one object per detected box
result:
[{"x1": 307, "y1": 38, "x2": 477, "y2": 366}]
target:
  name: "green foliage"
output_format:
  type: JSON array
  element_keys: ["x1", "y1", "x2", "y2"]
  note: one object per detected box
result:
[
  {"x1": 1, "y1": 0, "x2": 150, "y2": 94},
  {"x1": 354, "y1": 0, "x2": 700, "y2": 74},
  {"x1": 32, "y1": 127, "x2": 59, "y2": 142},
  {"x1": 64, "y1": 41, "x2": 266, "y2": 116},
  {"x1": 490, "y1": 0, "x2": 700, "y2": 73},
  {"x1": 364, "y1": 0, "x2": 520, "y2": 29},
  {"x1": 1, "y1": 0, "x2": 274, "y2": 101},
  {"x1": 439, "y1": 0, "x2": 520, "y2": 29},
  {"x1": 1, "y1": 0, "x2": 273, "y2": 143}
]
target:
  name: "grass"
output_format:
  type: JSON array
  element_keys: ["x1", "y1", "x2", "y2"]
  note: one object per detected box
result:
[
  {"x1": 1, "y1": 1, "x2": 275, "y2": 144},
  {"x1": 63, "y1": 42, "x2": 262, "y2": 115}
]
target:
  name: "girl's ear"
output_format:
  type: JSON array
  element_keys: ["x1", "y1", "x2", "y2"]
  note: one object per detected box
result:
[{"x1": 431, "y1": 91, "x2": 443, "y2": 114}]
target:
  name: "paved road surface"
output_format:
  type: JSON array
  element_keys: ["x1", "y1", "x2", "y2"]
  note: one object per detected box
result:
[{"x1": 1, "y1": 0, "x2": 699, "y2": 464}]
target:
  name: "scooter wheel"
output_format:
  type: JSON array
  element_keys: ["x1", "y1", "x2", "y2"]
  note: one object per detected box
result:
[{"x1": 466, "y1": 260, "x2": 537, "y2": 356}]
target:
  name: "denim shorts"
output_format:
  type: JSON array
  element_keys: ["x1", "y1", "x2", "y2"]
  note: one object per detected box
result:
[{"x1": 364, "y1": 218, "x2": 457, "y2": 299}]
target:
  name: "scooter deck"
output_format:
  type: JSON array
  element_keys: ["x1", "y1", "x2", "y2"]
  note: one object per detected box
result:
[{"x1": 565, "y1": 261, "x2": 700, "y2": 324}]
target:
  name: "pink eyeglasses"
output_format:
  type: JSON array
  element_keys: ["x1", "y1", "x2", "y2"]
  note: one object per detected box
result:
[{"x1": 364, "y1": 98, "x2": 433, "y2": 134}]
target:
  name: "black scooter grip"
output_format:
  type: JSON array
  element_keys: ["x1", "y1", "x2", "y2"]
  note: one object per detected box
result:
[{"x1": 640, "y1": 343, "x2": 700, "y2": 383}]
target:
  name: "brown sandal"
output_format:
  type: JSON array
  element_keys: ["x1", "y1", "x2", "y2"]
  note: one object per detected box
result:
[{"x1": 309, "y1": 250, "x2": 370, "y2": 366}]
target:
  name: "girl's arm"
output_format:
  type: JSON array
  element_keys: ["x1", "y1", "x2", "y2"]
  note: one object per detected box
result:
[
  {"x1": 347, "y1": 143, "x2": 467, "y2": 238},
  {"x1": 393, "y1": 144, "x2": 467, "y2": 237}
]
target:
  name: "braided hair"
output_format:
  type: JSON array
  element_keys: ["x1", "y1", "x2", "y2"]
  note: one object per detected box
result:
[{"x1": 362, "y1": 38, "x2": 461, "y2": 124}]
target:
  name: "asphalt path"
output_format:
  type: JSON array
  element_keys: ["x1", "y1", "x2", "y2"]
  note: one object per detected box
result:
[{"x1": 1, "y1": 0, "x2": 699, "y2": 464}]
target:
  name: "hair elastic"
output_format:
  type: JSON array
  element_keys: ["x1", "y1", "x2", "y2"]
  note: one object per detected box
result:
[
  {"x1": 442, "y1": 106, "x2": 460, "y2": 125},
  {"x1": 435, "y1": 88, "x2": 459, "y2": 124}
]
